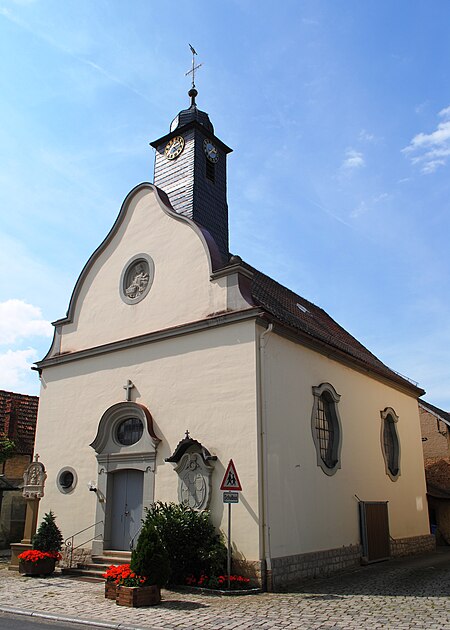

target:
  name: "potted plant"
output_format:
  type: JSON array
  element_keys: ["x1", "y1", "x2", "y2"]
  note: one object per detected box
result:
[
  {"x1": 103, "y1": 564, "x2": 124, "y2": 599},
  {"x1": 18, "y1": 511, "x2": 63, "y2": 576},
  {"x1": 115, "y1": 521, "x2": 169, "y2": 607}
]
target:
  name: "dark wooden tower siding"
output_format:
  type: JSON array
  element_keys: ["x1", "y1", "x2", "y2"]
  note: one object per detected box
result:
[{"x1": 151, "y1": 91, "x2": 232, "y2": 264}]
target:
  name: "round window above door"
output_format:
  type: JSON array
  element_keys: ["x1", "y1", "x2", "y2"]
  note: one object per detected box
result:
[{"x1": 116, "y1": 418, "x2": 144, "y2": 446}]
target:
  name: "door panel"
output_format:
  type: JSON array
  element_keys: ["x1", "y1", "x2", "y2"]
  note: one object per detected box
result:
[{"x1": 110, "y1": 469, "x2": 143, "y2": 550}]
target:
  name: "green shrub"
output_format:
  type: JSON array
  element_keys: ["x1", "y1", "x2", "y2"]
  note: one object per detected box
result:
[
  {"x1": 142, "y1": 502, "x2": 227, "y2": 585},
  {"x1": 32, "y1": 511, "x2": 63, "y2": 553},
  {"x1": 0, "y1": 434, "x2": 15, "y2": 464},
  {"x1": 130, "y1": 521, "x2": 170, "y2": 588}
]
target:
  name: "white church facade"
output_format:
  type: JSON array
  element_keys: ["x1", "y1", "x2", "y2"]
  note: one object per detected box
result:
[{"x1": 33, "y1": 85, "x2": 433, "y2": 590}]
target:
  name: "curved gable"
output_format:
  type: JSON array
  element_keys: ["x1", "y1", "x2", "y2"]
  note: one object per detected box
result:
[{"x1": 44, "y1": 183, "x2": 229, "y2": 358}]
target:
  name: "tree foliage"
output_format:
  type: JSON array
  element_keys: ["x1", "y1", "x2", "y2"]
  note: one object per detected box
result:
[
  {"x1": 0, "y1": 433, "x2": 15, "y2": 464},
  {"x1": 32, "y1": 511, "x2": 63, "y2": 553}
]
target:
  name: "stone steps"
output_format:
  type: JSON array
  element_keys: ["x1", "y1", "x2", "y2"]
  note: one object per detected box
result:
[{"x1": 62, "y1": 550, "x2": 132, "y2": 582}]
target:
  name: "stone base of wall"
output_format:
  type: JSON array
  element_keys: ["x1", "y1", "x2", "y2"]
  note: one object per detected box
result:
[
  {"x1": 390, "y1": 534, "x2": 435, "y2": 558},
  {"x1": 60, "y1": 546, "x2": 92, "y2": 569},
  {"x1": 271, "y1": 544, "x2": 362, "y2": 591}
]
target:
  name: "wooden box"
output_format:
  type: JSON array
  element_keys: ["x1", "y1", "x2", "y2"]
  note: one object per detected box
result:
[{"x1": 116, "y1": 584, "x2": 161, "y2": 607}]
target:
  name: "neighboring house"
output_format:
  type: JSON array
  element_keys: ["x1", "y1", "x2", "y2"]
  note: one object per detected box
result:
[
  {"x1": 32, "y1": 86, "x2": 433, "y2": 590},
  {"x1": 419, "y1": 399, "x2": 450, "y2": 544},
  {"x1": 0, "y1": 390, "x2": 38, "y2": 547}
]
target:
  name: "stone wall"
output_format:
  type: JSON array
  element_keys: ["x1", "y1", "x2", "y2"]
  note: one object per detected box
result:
[
  {"x1": 271, "y1": 544, "x2": 362, "y2": 591},
  {"x1": 3, "y1": 454, "x2": 31, "y2": 480},
  {"x1": 420, "y1": 407, "x2": 449, "y2": 463},
  {"x1": 269, "y1": 535, "x2": 435, "y2": 591},
  {"x1": 0, "y1": 491, "x2": 26, "y2": 548},
  {"x1": 390, "y1": 534, "x2": 435, "y2": 557},
  {"x1": 60, "y1": 546, "x2": 92, "y2": 569}
]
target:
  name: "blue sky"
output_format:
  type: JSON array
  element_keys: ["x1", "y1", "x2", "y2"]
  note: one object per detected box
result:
[{"x1": 0, "y1": 0, "x2": 449, "y2": 409}]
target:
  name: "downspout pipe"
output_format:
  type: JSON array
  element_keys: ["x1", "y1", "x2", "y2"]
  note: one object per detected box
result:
[{"x1": 258, "y1": 322, "x2": 273, "y2": 591}]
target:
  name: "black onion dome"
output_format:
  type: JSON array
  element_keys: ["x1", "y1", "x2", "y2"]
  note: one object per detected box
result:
[{"x1": 170, "y1": 88, "x2": 214, "y2": 134}]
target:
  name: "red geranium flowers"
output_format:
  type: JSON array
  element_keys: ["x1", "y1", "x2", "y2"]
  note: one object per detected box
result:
[
  {"x1": 18, "y1": 550, "x2": 62, "y2": 563},
  {"x1": 102, "y1": 564, "x2": 148, "y2": 587}
]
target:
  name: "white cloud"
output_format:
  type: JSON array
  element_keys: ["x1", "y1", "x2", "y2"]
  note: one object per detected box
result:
[
  {"x1": 350, "y1": 201, "x2": 368, "y2": 219},
  {"x1": 0, "y1": 300, "x2": 52, "y2": 345},
  {"x1": 415, "y1": 101, "x2": 429, "y2": 114},
  {"x1": 0, "y1": 7, "x2": 151, "y2": 103},
  {"x1": 358, "y1": 130, "x2": 376, "y2": 143},
  {"x1": 0, "y1": 348, "x2": 37, "y2": 391},
  {"x1": 403, "y1": 106, "x2": 450, "y2": 173},
  {"x1": 342, "y1": 149, "x2": 365, "y2": 171}
]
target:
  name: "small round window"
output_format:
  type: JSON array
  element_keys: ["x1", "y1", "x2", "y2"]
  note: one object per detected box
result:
[
  {"x1": 57, "y1": 467, "x2": 77, "y2": 494},
  {"x1": 116, "y1": 418, "x2": 144, "y2": 446}
]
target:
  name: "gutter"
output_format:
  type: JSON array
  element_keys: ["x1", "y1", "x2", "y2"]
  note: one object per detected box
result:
[{"x1": 257, "y1": 322, "x2": 273, "y2": 591}]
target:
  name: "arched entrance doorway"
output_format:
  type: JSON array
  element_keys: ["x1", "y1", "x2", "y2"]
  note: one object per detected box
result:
[{"x1": 89, "y1": 402, "x2": 160, "y2": 554}]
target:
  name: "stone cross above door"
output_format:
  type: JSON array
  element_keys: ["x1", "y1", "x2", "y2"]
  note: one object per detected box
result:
[{"x1": 123, "y1": 379, "x2": 135, "y2": 402}]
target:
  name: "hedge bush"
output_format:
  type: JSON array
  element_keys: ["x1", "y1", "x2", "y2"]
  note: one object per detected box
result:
[
  {"x1": 130, "y1": 521, "x2": 170, "y2": 588},
  {"x1": 142, "y1": 502, "x2": 227, "y2": 585}
]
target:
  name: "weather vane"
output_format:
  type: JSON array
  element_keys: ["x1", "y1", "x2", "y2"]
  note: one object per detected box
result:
[{"x1": 185, "y1": 44, "x2": 202, "y2": 89}]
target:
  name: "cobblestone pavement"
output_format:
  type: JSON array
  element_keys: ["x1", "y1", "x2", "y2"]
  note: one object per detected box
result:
[{"x1": 2, "y1": 550, "x2": 450, "y2": 629}]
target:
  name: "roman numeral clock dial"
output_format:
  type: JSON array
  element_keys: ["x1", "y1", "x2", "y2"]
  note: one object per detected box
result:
[
  {"x1": 203, "y1": 139, "x2": 219, "y2": 163},
  {"x1": 164, "y1": 135, "x2": 185, "y2": 160}
]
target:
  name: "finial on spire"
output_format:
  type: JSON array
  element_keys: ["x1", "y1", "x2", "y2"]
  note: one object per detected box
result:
[{"x1": 185, "y1": 44, "x2": 202, "y2": 106}]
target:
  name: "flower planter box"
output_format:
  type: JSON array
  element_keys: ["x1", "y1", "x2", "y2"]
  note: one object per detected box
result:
[
  {"x1": 116, "y1": 584, "x2": 161, "y2": 607},
  {"x1": 19, "y1": 557, "x2": 56, "y2": 577},
  {"x1": 105, "y1": 582, "x2": 117, "y2": 600}
]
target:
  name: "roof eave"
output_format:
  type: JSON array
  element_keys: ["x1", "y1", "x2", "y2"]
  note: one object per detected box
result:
[
  {"x1": 150, "y1": 120, "x2": 233, "y2": 154},
  {"x1": 257, "y1": 312, "x2": 425, "y2": 399}
]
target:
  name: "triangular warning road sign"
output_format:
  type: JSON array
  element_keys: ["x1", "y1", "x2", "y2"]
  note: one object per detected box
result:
[{"x1": 220, "y1": 459, "x2": 242, "y2": 491}]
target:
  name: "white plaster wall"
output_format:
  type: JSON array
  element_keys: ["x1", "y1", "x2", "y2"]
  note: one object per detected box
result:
[
  {"x1": 35, "y1": 320, "x2": 260, "y2": 561},
  {"x1": 262, "y1": 330, "x2": 429, "y2": 559},
  {"x1": 60, "y1": 187, "x2": 229, "y2": 353}
]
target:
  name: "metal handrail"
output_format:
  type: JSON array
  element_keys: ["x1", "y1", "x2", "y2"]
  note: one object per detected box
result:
[
  {"x1": 64, "y1": 520, "x2": 103, "y2": 568},
  {"x1": 129, "y1": 524, "x2": 142, "y2": 550}
]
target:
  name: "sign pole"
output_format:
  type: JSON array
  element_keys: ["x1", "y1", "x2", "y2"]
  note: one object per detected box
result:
[
  {"x1": 227, "y1": 502, "x2": 232, "y2": 589},
  {"x1": 220, "y1": 459, "x2": 242, "y2": 591}
]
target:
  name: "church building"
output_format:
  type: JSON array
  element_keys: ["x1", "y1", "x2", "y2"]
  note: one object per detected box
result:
[{"x1": 33, "y1": 81, "x2": 433, "y2": 590}]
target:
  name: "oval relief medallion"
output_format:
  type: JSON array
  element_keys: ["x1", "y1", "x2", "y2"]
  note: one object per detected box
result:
[{"x1": 120, "y1": 254, "x2": 154, "y2": 305}]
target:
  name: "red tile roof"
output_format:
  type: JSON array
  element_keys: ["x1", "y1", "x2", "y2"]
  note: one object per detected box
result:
[
  {"x1": 419, "y1": 399, "x2": 450, "y2": 424},
  {"x1": 0, "y1": 390, "x2": 38, "y2": 456},
  {"x1": 247, "y1": 265, "x2": 423, "y2": 395}
]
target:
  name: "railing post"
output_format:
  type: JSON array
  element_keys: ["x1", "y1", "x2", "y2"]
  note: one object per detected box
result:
[{"x1": 64, "y1": 520, "x2": 104, "y2": 568}]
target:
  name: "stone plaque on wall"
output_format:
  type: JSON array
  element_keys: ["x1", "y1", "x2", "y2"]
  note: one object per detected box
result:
[{"x1": 175, "y1": 452, "x2": 213, "y2": 511}]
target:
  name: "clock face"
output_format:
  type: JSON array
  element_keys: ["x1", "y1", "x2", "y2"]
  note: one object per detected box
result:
[
  {"x1": 164, "y1": 135, "x2": 185, "y2": 160},
  {"x1": 203, "y1": 139, "x2": 219, "y2": 163}
]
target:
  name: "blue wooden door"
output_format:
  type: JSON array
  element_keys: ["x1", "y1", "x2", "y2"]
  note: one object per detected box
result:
[{"x1": 110, "y1": 469, "x2": 143, "y2": 550}]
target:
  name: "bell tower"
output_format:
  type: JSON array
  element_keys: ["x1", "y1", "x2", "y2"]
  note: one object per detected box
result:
[{"x1": 150, "y1": 54, "x2": 232, "y2": 265}]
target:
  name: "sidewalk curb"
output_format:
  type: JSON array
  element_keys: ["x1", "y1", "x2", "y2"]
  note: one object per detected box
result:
[{"x1": 0, "y1": 606, "x2": 164, "y2": 630}]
